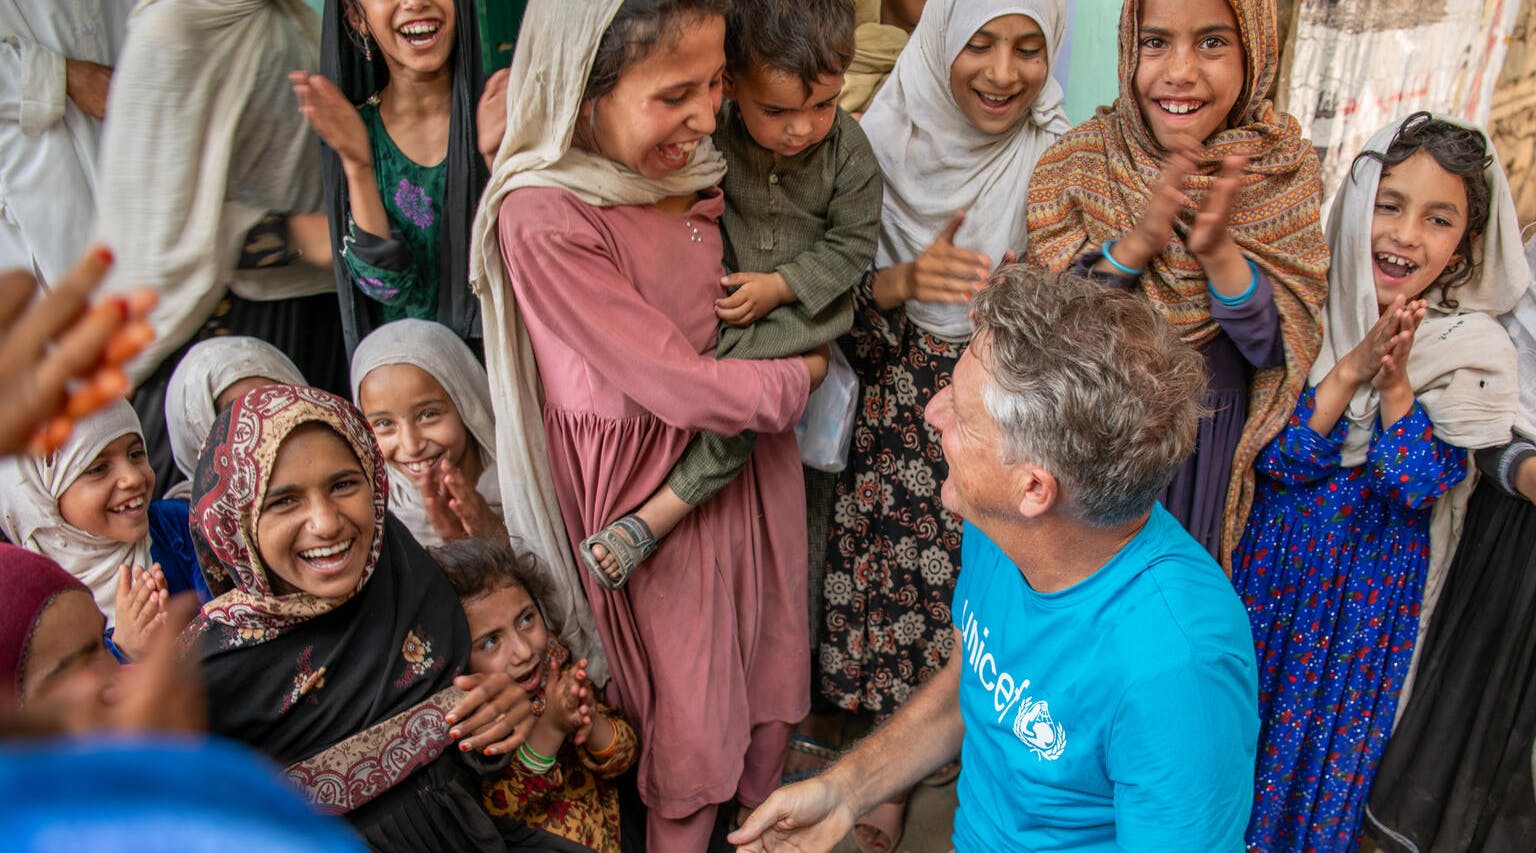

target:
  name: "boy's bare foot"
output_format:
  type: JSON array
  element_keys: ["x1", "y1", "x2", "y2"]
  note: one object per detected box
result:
[{"x1": 578, "y1": 514, "x2": 658, "y2": 590}]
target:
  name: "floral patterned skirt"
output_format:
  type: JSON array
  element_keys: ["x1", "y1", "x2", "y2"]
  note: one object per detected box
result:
[{"x1": 818, "y1": 275, "x2": 965, "y2": 718}]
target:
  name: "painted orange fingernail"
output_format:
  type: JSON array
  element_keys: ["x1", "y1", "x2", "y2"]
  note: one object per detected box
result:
[{"x1": 94, "y1": 246, "x2": 114, "y2": 265}]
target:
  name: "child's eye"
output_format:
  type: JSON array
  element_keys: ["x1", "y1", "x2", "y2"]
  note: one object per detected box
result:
[
  {"x1": 477, "y1": 632, "x2": 500, "y2": 652},
  {"x1": 1199, "y1": 36, "x2": 1229, "y2": 50},
  {"x1": 1140, "y1": 37, "x2": 1167, "y2": 50},
  {"x1": 1374, "y1": 202, "x2": 1399, "y2": 214},
  {"x1": 662, "y1": 92, "x2": 688, "y2": 106},
  {"x1": 814, "y1": 101, "x2": 835, "y2": 112},
  {"x1": 84, "y1": 462, "x2": 109, "y2": 477},
  {"x1": 129, "y1": 448, "x2": 148, "y2": 461},
  {"x1": 264, "y1": 495, "x2": 297, "y2": 512},
  {"x1": 1017, "y1": 46, "x2": 1042, "y2": 58},
  {"x1": 371, "y1": 418, "x2": 393, "y2": 431},
  {"x1": 332, "y1": 477, "x2": 361, "y2": 495},
  {"x1": 1430, "y1": 216, "x2": 1454, "y2": 228},
  {"x1": 762, "y1": 108, "x2": 784, "y2": 118},
  {"x1": 964, "y1": 41, "x2": 988, "y2": 53}
]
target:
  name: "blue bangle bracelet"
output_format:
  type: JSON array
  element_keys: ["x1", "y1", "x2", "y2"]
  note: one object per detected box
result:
[
  {"x1": 1100, "y1": 240, "x2": 1144, "y2": 276},
  {"x1": 1209, "y1": 259, "x2": 1261, "y2": 307}
]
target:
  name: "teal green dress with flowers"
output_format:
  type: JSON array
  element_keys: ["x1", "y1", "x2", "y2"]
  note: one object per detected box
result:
[{"x1": 338, "y1": 99, "x2": 445, "y2": 323}]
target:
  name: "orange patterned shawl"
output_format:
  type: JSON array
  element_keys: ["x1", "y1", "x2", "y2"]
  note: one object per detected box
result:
[{"x1": 1025, "y1": 0, "x2": 1329, "y2": 568}]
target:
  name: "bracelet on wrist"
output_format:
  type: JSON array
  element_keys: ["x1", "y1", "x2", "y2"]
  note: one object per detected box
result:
[
  {"x1": 516, "y1": 743, "x2": 557, "y2": 774},
  {"x1": 1100, "y1": 240, "x2": 1145, "y2": 277},
  {"x1": 1208, "y1": 259, "x2": 1260, "y2": 307},
  {"x1": 586, "y1": 734, "x2": 620, "y2": 761}
]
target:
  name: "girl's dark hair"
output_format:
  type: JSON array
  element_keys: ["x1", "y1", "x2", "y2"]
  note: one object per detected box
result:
[
  {"x1": 430, "y1": 537, "x2": 562, "y2": 634},
  {"x1": 1353, "y1": 110, "x2": 1493, "y2": 308},
  {"x1": 582, "y1": 0, "x2": 730, "y2": 104}
]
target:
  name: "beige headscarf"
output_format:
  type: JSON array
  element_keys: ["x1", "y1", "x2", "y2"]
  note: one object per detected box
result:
[
  {"x1": 96, "y1": 0, "x2": 329, "y2": 386},
  {"x1": 0, "y1": 400, "x2": 154, "y2": 620},
  {"x1": 467, "y1": 0, "x2": 733, "y2": 686},
  {"x1": 1309, "y1": 115, "x2": 1525, "y2": 467},
  {"x1": 349, "y1": 320, "x2": 503, "y2": 550},
  {"x1": 164, "y1": 336, "x2": 307, "y2": 501}
]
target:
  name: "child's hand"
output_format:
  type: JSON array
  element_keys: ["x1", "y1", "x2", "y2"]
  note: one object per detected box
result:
[
  {"x1": 1109, "y1": 153, "x2": 1194, "y2": 274},
  {"x1": 477, "y1": 68, "x2": 510, "y2": 168},
  {"x1": 439, "y1": 460, "x2": 507, "y2": 540},
  {"x1": 111, "y1": 562, "x2": 169, "y2": 661},
  {"x1": 290, "y1": 71, "x2": 371, "y2": 170},
  {"x1": 909, "y1": 210, "x2": 990, "y2": 303},
  {"x1": 1336, "y1": 296, "x2": 1409, "y2": 388},
  {"x1": 716, "y1": 272, "x2": 795, "y2": 327},
  {"x1": 1185, "y1": 156, "x2": 1253, "y2": 294},
  {"x1": 411, "y1": 465, "x2": 467, "y2": 541},
  {"x1": 1373, "y1": 299, "x2": 1427, "y2": 395},
  {"x1": 540, "y1": 658, "x2": 593, "y2": 737}
]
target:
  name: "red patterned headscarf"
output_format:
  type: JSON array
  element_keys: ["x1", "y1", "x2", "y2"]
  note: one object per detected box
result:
[
  {"x1": 0, "y1": 544, "x2": 91, "y2": 700},
  {"x1": 1026, "y1": 0, "x2": 1329, "y2": 567},
  {"x1": 188, "y1": 384, "x2": 388, "y2": 646}
]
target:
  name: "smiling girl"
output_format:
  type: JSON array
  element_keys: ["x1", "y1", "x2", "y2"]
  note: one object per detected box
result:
[
  {"x1": 1026, "y1": 0, "x2": 1329, "y2": 565},
  {"x1": 183, "y1": 385, "x2": 540, "y2": 850},
  {"x1": 350, "y1": 319, "x2": 506, "y2": 548},
  {"x1": 294, "y1": 0, "x2": 507, "y2": 352},
  {"x1": 1230, "y1": 113, "x2": 1524, "y2": 852},
  {"x1": 470, "y1": 0, "x2": 831, "y2": 846},
  {"x1": 0, "y1": 400, "x2": 208, "y2": 660},
  {"x1": 436, "y1": 536, "x2": 637, "y2": 853}
]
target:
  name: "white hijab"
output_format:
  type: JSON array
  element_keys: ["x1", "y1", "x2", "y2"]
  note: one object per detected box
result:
[
  {"x1": 1505, "y1": 235, "x2": 1536, "y2": 442},
  {"x1": 1309, "y1": 115, "x2": 1525, "y2": 468},
  {"x1": 862, "y1": 0, "x2": 1069, "y2": 340},
  {"x1": 349, "y1": 320, "x2": 503, "y2": 549},
  {"x1": 0, "y1": 400, "x2": 154, "y2": 620},
  {"x1": 164, "y1": 336, "x2": 308, "y2": 501}
]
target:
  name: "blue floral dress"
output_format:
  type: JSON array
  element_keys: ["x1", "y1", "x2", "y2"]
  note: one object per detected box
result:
[{"x1": 1232, "y1": 386, "x2": 1467, "y2": 853}]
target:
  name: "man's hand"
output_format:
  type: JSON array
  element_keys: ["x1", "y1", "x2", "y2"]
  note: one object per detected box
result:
[
  {"x1": 65, "y1": 59, "x2": 112, "y2": 120},
  {"x1": 728, "y1": 777, "x2": 857, "y2": 852}
]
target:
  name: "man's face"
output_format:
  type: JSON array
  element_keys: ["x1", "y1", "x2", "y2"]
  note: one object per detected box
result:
[{"x1": 924, "y1": 336, "x2": 1022, "y2": 524}]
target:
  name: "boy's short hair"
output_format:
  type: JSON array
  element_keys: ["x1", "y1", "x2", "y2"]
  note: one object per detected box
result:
[
  {"x1": 725, "y1": 0, "x2": 855, "y2": 94},
  {"x1": 430, "y1": 536, "x2": 563, "y2": 634}
]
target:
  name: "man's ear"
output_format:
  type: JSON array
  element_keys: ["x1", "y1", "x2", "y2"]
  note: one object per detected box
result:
[{"x1": 1015, "y1": 463, "x2": 1059, "y2": 520}]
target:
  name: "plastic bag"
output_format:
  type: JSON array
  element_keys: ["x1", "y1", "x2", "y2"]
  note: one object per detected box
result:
[{"x1": 796, "y1": 341, "x2": 858, "y2": 472}]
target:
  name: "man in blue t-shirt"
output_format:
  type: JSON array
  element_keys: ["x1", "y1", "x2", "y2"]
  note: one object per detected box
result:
[{"x1": 730, "y1": 267, "x2": 1258, "y2": 852}]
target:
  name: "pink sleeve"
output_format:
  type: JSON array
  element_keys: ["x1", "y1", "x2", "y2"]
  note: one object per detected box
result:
[{"x1": 501, "y1": 201, "x2": 809, "y2": 436}]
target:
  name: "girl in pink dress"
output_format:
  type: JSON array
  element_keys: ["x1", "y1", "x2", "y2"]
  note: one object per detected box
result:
[{"x1": 468, "y1": 0, "x2": 829, "y2": 848}]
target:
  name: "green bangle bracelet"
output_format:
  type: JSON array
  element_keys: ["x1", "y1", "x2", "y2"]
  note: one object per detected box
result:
[{"x1": 521, "y1": 741, "x2": 557, "y2": 764}]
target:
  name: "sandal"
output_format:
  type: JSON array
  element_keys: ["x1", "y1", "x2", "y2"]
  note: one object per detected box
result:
[
  {"x1": 579, "y1": 514, "x2": 657, "y2": 590},
  {"x1": 852, "y1": 793, "x2": 907, "y2": 853},
  {"x1": 781, "y1": 732, "x2": 841, "y2": 784}
]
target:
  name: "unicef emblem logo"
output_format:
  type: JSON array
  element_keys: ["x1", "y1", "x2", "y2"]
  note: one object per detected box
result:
[{"x1": 1012, "y1": 697, "x2": 1066, "y2": 761}]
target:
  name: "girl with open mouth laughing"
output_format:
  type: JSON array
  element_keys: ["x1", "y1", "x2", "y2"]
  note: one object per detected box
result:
[
  {"x1": 1231, "y1": 113, "x2": 1526, "y2": 853},
  {"x1": 292, "y1": 0, "x2": 509, "y2": 353},
  {"x1": 0, "y1": 399, "x2": 208, "y2": 662},
  {"x1": 472, "y1": 0, "x2": 833, "y2": 847},
  {"x1": 1027, "y1": 0, "x2": 1329, "y2": 567}
]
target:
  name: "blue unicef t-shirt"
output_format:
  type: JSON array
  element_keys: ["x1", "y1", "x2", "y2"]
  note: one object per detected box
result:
[{"x1": 951, "y1": 505, "x2": 1258, "y2": 852}]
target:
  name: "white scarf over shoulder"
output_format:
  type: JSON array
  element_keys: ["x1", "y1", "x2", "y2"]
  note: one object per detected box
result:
[
  {"x1": 467, "y1": 0, "x2": 734, "y2": 684},
  {"x1": 349, "y1": 320, "x2": 503, "y2": 550},
  {"x1": 95, "y1": 0, "x2": 329, "y2": 385},
  {"x1": 0, "y1": 400, "x2": 153, "y2": 620},
  {"x1": 861, "y1": 0, "x2": 1069, "y2": 340},
  {"x1": 164, "y1": 336, "x2": 308, "y2": 501}
]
